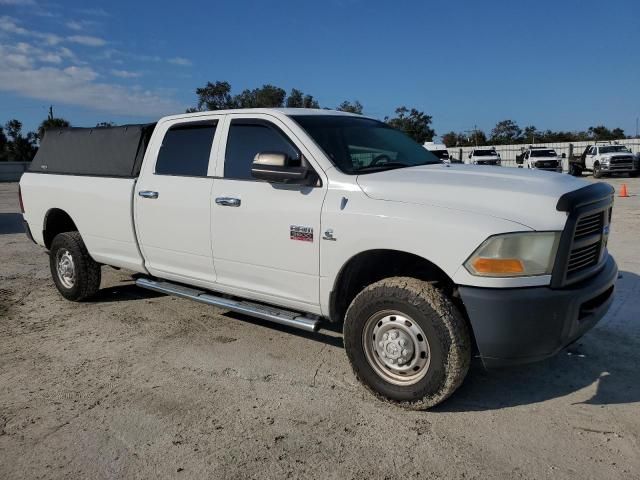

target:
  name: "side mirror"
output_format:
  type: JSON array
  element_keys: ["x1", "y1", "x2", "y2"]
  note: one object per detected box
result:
[{"x1": 251, "y1": 152, "x2": 315, "y2": 185}]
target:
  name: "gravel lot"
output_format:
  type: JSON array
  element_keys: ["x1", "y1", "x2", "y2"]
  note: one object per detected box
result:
[{"x1": 1, "y1": 177, "x2": 639, "y2": 479}]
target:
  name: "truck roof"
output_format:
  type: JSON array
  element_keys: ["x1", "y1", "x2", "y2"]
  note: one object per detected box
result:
[{"x1": 159, "y1": 108, "x2": 363, "y2": 123}]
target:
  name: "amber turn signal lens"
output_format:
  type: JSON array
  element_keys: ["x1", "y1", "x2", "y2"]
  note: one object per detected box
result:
[{"x1": 472, "y1": 258, "x2": 525, "y2": 274}]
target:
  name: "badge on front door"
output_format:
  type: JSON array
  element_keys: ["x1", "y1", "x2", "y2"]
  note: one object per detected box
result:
[{"x1": 290, "y1": 225, "x2": 313, "y2": 242}]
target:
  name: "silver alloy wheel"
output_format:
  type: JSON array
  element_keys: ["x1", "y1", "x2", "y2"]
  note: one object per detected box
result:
[
  {"x1": 56, "y1": 249, "x2": 76, "y2": 289},
  {"x1": 362, "y1": 310, "x2": 431, "y2": 386}
]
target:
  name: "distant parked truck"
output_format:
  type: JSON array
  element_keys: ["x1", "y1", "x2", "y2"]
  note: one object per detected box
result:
[
  {"x1": 568, "y1": 142, "x2": 639, "y2": 178},
  {"x1": 423, "y1": 142, "x2": 451, "y2": 163},
  {"x1": 516, "y1": 146, "x2": 562, "y2": 172},
  {"x1": 465, "y1": 147, "x2": 501, "y2": 166}
]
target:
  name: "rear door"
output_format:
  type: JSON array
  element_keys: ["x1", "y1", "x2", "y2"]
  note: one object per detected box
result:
[
  {"x1": 135, "y1": 116, "x2": 222, "y2": 288},
  {"x1": 211, "y1": 114, "x2": 326, "y2": 310}
]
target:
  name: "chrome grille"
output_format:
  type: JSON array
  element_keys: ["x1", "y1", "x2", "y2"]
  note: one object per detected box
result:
[{"x1": 609, "y1": 157, "x2": 634, "y2": 170}]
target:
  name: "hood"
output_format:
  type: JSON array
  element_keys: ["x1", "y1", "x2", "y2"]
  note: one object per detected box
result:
[{"x1": 356, "y1": 164, "x2": 588, "y2": 230}]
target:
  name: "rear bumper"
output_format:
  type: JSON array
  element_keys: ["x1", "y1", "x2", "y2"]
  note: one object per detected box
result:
[
  {"x1": 459, "y1": 254, "x2": 617, "y2": 368},
  {"x1": 23, "y1": 218, "x2": 35, "y2": 244}
]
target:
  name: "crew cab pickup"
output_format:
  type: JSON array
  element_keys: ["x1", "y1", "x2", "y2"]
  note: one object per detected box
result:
[
  {"x1": 569, "y1": 142, "x2": 639, "y2": 178},
  {"x1": 465, "y1": 147, "x2": 501, "y2": 166},
  {"x1": 19, "y1": 109, "x2": 618, "y2": 409},
  {"x1": 517, "y1": 146, "x2": 562, "y2": 172}
]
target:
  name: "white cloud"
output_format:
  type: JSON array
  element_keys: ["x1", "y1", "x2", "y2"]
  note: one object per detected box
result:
[
  {"x1": 3, "y1": 41, "x2": 76, "y2": 65},
  {"x1": 168, "y1": 56, "x2": 192, "y2": 66},
  {"x1": 67, "y1": 35, "x2": 106, "y2": 47},
  {"x1": 39, "y1": 52, "x2": 62, "y2": 63},
  {"x1": 0, "y1": 15, "x2": 61, "y2": 44},
  {"x1": 0, "y1": 15, "x2": 28, "y2": 34},
  {"x1": 65, "y1": 20, "x2": 84, "y2": 31},
  {"x1": 0, "y1": 0, "x2": 36, "y2": 5},
  {"x1": 110, "y1": 69, "x2": 142, "y2": 79},
  {"x1": 0, "y1": 42, "x2": 184, "y2": 117},
  {"x1": 65, "y1": 19, "x2": 96, "y2": 32}
]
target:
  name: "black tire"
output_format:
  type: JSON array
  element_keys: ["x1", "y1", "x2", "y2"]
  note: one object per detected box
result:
[
  {"x1": 570, "y1": 164, "x2": 583, "y2": 177},
  {"x1": 629, "y1": 171, "x2": 639, "y2": 178},
  {"x1": 343, "y1": 277, "x2": 470, "y2": 409},
  {"x1": 49, "y1": 231, "x2": 101, "y2": 301},
  {"x1": 593, "y1": 163, "x2": 603, "y2": 178}
]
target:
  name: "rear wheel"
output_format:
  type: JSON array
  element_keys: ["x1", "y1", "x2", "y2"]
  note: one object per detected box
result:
[
  {"x1": 629, "y1": 171, "x2": 639, "y2": 178},
  {"x1": 49, "y1": 231, "x2": 101, "y2": 301},
  {"x1": 343, "y1": 277, "x2": 470, "y2": 409},
  {"x1": 568, "y1": 163, "x2": 582, "y2": 176}
]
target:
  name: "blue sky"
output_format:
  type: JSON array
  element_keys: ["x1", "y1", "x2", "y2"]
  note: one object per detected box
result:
[{"x1": 1, "y1": 0, "x2": 638, "y2": 139}]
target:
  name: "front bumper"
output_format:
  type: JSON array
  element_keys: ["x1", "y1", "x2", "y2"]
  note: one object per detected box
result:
[{"x1": 459, "y1": 254, "x2": 617, "y2": 368}]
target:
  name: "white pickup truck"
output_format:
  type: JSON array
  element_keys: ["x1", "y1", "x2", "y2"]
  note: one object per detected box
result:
[
  {"x1": 582, "y1": 143, "x2": 639, "y2": 178},
  {"x1": 465, "y1": 147, "x2": 502, "y2": 166},
  {"x1": 519, "y1": 146, "x2": 563, "y2": 172},
  {"x1": 19, "y1": 109, "x2": 618, "y2": 409}
]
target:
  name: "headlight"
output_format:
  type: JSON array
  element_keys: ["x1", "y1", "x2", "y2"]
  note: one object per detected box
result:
[{"x1": 464, "y1": 232, "x2": 561, "y2": 277}]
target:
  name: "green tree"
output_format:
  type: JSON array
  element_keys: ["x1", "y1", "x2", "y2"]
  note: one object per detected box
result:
[
  {"x1": 441, "y1": 131, "x2": 460, "y2": 147},
  {"x1": 385, "y1": 107, "x2": 435, "y2": 143},
  {"x1": 522, "y1": 125, "x2": 539, "y2": 144},
  {"x1": 4, "y1": 119, "x2": 38, "y2": 162},
  {"x1": 38, "y1": 114, "x2": 70, "y2": 140},
  {"x1": 490, "y1": 120, "x2": 522, "y2": 144},
  {"x1": 286, "y1": 88, "x2": 320, "y2": 108},
  {"x1": 0, "y1": 126, "x2": 8, "y2": 161},
  {"x1": 194, "y1": 81, "x2": 235, "y2": 111},
  {"x1": 235, "y1": 84, "x2": 287, "y2": 108},
  {"x1": 336, "y1": 100, "x2": 363, "y2": 114}
]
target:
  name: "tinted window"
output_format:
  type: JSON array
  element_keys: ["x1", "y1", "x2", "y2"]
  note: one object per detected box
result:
[
  {"x1": 291, "y1": 115, "x2": 440, "y2": 174},
  {"x1": 473, "y1": 150, "x2": 497, "y2": 156},
  {"x1": 224, "y1": 120, "x2": 299, "y2": 180},
  {"x1": 530, "y1": 149, "x2": 557, "y2": 157},
  {"x1": 155, "y1": 122, "x2": 216, "y2": 176}
]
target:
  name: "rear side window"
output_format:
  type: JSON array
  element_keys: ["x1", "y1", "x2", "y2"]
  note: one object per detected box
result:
[
  {"x1": 155, "y1": 121, "x2": 216, "y2": 176},
  {"x1": 224, "y1": 120, "x2": 299, "y2": 180}
]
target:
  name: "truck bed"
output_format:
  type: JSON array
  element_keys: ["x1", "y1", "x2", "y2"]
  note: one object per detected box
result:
[{"x1": 21, "y1": 124, "x2": 155, "y2": 272}]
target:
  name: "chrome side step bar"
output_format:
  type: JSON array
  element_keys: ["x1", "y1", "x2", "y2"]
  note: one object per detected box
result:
[{"x1": 135, "y1": 277, "x2": 321, "y2": 333}]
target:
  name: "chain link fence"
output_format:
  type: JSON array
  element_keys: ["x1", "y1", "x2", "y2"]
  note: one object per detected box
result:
[{"x1": 446, "y1": 140, "x2": 640, "y2": 169}]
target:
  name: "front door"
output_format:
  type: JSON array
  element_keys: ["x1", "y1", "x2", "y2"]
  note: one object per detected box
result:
[
  {"x1": 135, "y1": 117, "x2": 222, "y2": 287},
  {"x1": 211, "y1": 115, "x2": 326, "y2": 309}
]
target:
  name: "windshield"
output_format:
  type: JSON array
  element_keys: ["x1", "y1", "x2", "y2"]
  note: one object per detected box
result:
[
  {"x1": 600, "y1": 146, "x2": 631, "y2": 154},
  {"x1": 473, "y1": 150, "x2": 497, "y2": 157},
  {"x1": 431, "y1": 149, "x2": 450, "y2": 160},
  {"x1": 530, "y1": 149, "x2": 557, "y2": 157},
  {"x1": 291, "y1": 115, "x2": 441, "y2": 174}
]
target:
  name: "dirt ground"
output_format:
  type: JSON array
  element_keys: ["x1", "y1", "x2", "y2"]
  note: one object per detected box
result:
[{"x1": 1, "y1": 177, "x2": 639, "y2": 479}]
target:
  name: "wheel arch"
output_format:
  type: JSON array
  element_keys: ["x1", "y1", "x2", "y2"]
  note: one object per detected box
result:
[
  {"x1": 43, "y1": 208, "x2": 78, "y2": 249},
  {"x1": 329, "y1": 249, "x2": 458, "y2": 324}
]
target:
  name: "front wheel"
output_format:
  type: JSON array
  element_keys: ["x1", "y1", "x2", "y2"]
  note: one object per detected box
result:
[
  {"x1": 343, "y1": 277, "x2": 471, "y2": 409},
  {"x1": 593, "y1": 163, "x2": 603, "y2": 178},
  {"x1": 49, "y1": 231, "x2": 101, "y2": 301}
]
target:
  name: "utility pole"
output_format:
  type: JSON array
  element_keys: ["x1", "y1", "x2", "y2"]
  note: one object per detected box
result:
[
  {"x1": 48, "y1": 105, "x2": 54, "y2": 121},
  {"x1": 636, "y1": 117, "x2": 638, "y2": 138}
]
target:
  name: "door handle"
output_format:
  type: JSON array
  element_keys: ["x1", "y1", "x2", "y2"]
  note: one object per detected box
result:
[
  {"x1": 215, "y1": 197, "x2": 241, "y2": 207},
  {"x1": 138, "y1": 190, "x2": 159, "y2": 199}
]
